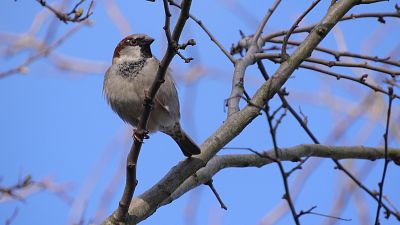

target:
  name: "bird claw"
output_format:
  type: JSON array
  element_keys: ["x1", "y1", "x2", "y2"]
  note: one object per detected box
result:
[{"x1": 133, "y1": 129, "x2": 149, "y2": 142}]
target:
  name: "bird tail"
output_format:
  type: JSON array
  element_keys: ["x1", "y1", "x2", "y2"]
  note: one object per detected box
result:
[
  {"x1": 175, "y1": 130, "x2": 201, "y2": 157},
  {"x1": 165, "y1": 124, "x2": 201, "y2": 157}
]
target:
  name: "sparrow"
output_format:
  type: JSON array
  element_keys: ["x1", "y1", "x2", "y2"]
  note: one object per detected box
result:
[{"x1": 103, "y1": 34, "x2": 201, "y2": 157}]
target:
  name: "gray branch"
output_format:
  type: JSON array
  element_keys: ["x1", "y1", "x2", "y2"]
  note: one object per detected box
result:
[{"x1": 164, "y1": 144, "x2": 400, "y2": 205}]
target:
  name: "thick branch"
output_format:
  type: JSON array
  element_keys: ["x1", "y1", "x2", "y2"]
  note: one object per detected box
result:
[{"x1": 164, "y1": 145, "x2": 400, "y2": 208}]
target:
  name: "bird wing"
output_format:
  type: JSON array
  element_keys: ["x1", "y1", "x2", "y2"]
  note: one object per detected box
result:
[{"x1": 154, "y1": 70, "x2": 180, "y2": 121}]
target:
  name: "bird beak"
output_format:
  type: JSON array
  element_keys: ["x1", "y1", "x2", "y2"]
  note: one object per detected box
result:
[{"x1": 144, "y1": 36, "x2": 154, "y2": 45}]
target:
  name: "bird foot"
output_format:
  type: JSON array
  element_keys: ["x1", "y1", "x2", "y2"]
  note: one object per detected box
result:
[{"x1": 133, "y1": 129, "x2": 149, "y2": 142}]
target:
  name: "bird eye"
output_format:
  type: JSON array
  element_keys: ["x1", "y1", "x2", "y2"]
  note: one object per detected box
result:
[{"x1": 125, "y1": 39, "x2": 137, "y2": 45}]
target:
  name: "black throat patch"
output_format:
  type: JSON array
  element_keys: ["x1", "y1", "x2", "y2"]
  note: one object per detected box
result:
[{"x1": 117, "y1": 59, "x2": 146, "y2": 79}]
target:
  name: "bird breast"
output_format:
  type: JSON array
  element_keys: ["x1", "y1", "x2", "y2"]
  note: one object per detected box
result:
[{"x1": 103, "y1": 58, "x2": 180, "y2": 132}]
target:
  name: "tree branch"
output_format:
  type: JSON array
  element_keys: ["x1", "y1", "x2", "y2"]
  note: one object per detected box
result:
[
  {"x1": 162, "y1": 145, "x2": 400, "y2": 210},
  {"x1": 281, "y1": 0, "x2": 321, "y2": 61},
  {"x1": 227, "y1": 0, "x2": 282, "y2": 116},
  {"x1": 267, "y1": 38, "x2": 400, "y2": 67},
  {"x1": 374, "y1": 87, "x2": 395, "y2": 224},
  {"x1": 35, "y1": 0, "x2": 94, "y2": 23},
  {"x1": 168, "y1": 0, "x2": 236, "y2": 64}
]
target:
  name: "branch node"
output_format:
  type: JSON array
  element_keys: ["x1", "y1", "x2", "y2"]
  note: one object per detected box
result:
[
  {"x1": 178, "y1": 39, "x2": 196, "y2": 49},
  {"x1": 360, "y1": 74, "x2": 368, "y2": 82}
]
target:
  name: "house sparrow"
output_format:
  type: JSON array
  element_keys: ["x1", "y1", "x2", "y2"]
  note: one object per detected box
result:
[{"x1": 103, "y1": 34, "x2": 201, "y2": 157}]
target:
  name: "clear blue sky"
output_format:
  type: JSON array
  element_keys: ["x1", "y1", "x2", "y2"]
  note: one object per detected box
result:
[{"x1": 1, "y1": 1, "x2": 399, "y2": 225}]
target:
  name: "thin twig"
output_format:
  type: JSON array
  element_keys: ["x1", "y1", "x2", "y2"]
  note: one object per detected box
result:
[
  {"x1": 272, "y1": 108, "x2": 287, "y2": 133},
  {"x1": 168, "y1": 0, "x2": 236, "y2": 64},
  {"x1": 205, "y1": 179, "x2": 227, "y2": 210},
  {"x1": 298, "y1": 64, "x2": 400, "y2": 100},
  {"x1": 260, "y1": 11, "x2": 400, "y2": 46},
  {"x1": 278, "y1": 90, "x2": 319, "y2": 143},
  {"x1": 360, "y1": 0, "x2": 388, "y2": 4},
  {"x1": 35, "y1": 0, "x2": 94, "y2": 23},
  {"x1": 0, "y1": 175, "x2": 32, "y2": 201},
  {"x1": 256, "y1": 53, "x2": 400, "y2": 77},
  {"x1": 268, "y1": 38, "x2": 400, "y2": 67},
  {"x1": 281, "y1": 0, "x2": 321, "y2": 61},
  {"x1": 0, "y1": 21, "x2": 90, "y2": 79},
  {"x1": 258, "y1": 55, "x2": 400, "y2": 100},
  {"x1": 265, "y1": 104, "x2": 300, "y2": 225},
  {"x1": 5, "y1": 207, "x2": 19, "y2": 225},
  {"x1": 304, "y1": 57, "x2": 400, "y2": 77},
  {"x1": 374, "y1": 87, "x2": 395, "y2": 224},
  {"x1": 112, "y1": 0, "x2": 193, "y2": 222},
  {"x1": 307, "y1": 210, "x2": 352, "y2": 221}
]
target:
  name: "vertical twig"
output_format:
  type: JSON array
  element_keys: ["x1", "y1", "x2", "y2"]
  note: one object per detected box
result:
[
  {"x1": 265, "y1": 104, "x2": 300, "y2": 225},
  {"x1": 112, "y1": 0, "x2": 193, "y2": 222},
  {"x1": 374, "y1": 87, "x2": 394, "y2": 225}
]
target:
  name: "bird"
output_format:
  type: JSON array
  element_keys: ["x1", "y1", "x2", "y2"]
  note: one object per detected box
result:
[{"x1": 103, "y1": 34, "x2": 201, "y2": 157}]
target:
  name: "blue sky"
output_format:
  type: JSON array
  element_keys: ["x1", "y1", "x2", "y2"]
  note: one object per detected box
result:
[{"x1": 1, "y1": 1, "x2": 399, "y2": 225}]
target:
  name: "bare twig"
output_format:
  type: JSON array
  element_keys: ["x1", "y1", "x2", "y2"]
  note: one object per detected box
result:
[
  {"x1": 168, "y1": 0, "x2": 236, "y2": 64},
  {"x1": 265, "y1": 104, "x2": 300, "y2": 225},
  {"x1": 0, "y1": 176, "x2": 72, "y2": 204},
  {"x1": 35, "y1": 0, "x2": 94, "y2": 23},
  {"x1": 278, "y1": 91, "x2": 319, "y2": 143},
  {"x1": 5, "y1": 207, "x2": 19, "y2": 225},
  {"x1": 304, "y1": 57, "x2": 400, "y2": 77},
  {"x1": 227, "y1": 0, "x2": 282, "y2": 116},
  {"x1": 204, "y1": 179, "x2": 227, "y2": 210},
  {"x1": 260, "y1": 11, "x2": 400, "y2": 48},
  {"x1": 374, "y1": 87, "x2": 395, "y2": 224},
  {"x1": 360, "y1": 0, "x2": 388, "y2": 4},
  {"x1": 281, "y1": 0, "x2": 321, "y2": 60},
  {"x1": 255, "y1": 53, "x2": 400, "y2": 100},
  {"x1": 0, "y1": 175, "x2": 32, "y2": 201},
  {"x1": 298, "y1": 206, "x2": 351, "y2": 221},
  {"x1": 298, "y1": 64, "x2": 400, "y2": 100},
  {"x1": 267, "y1": 38, "x2": 400, "y2": 67},
  {"x1": 0, "y1": 21, "x2": 90, "y2": 79},
  {"x1": 255, "y1": 53, "x2": 400, "y2": 78},
  {"x1": 110, "y1": 0, "x2": 194, "y2": 222}
]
